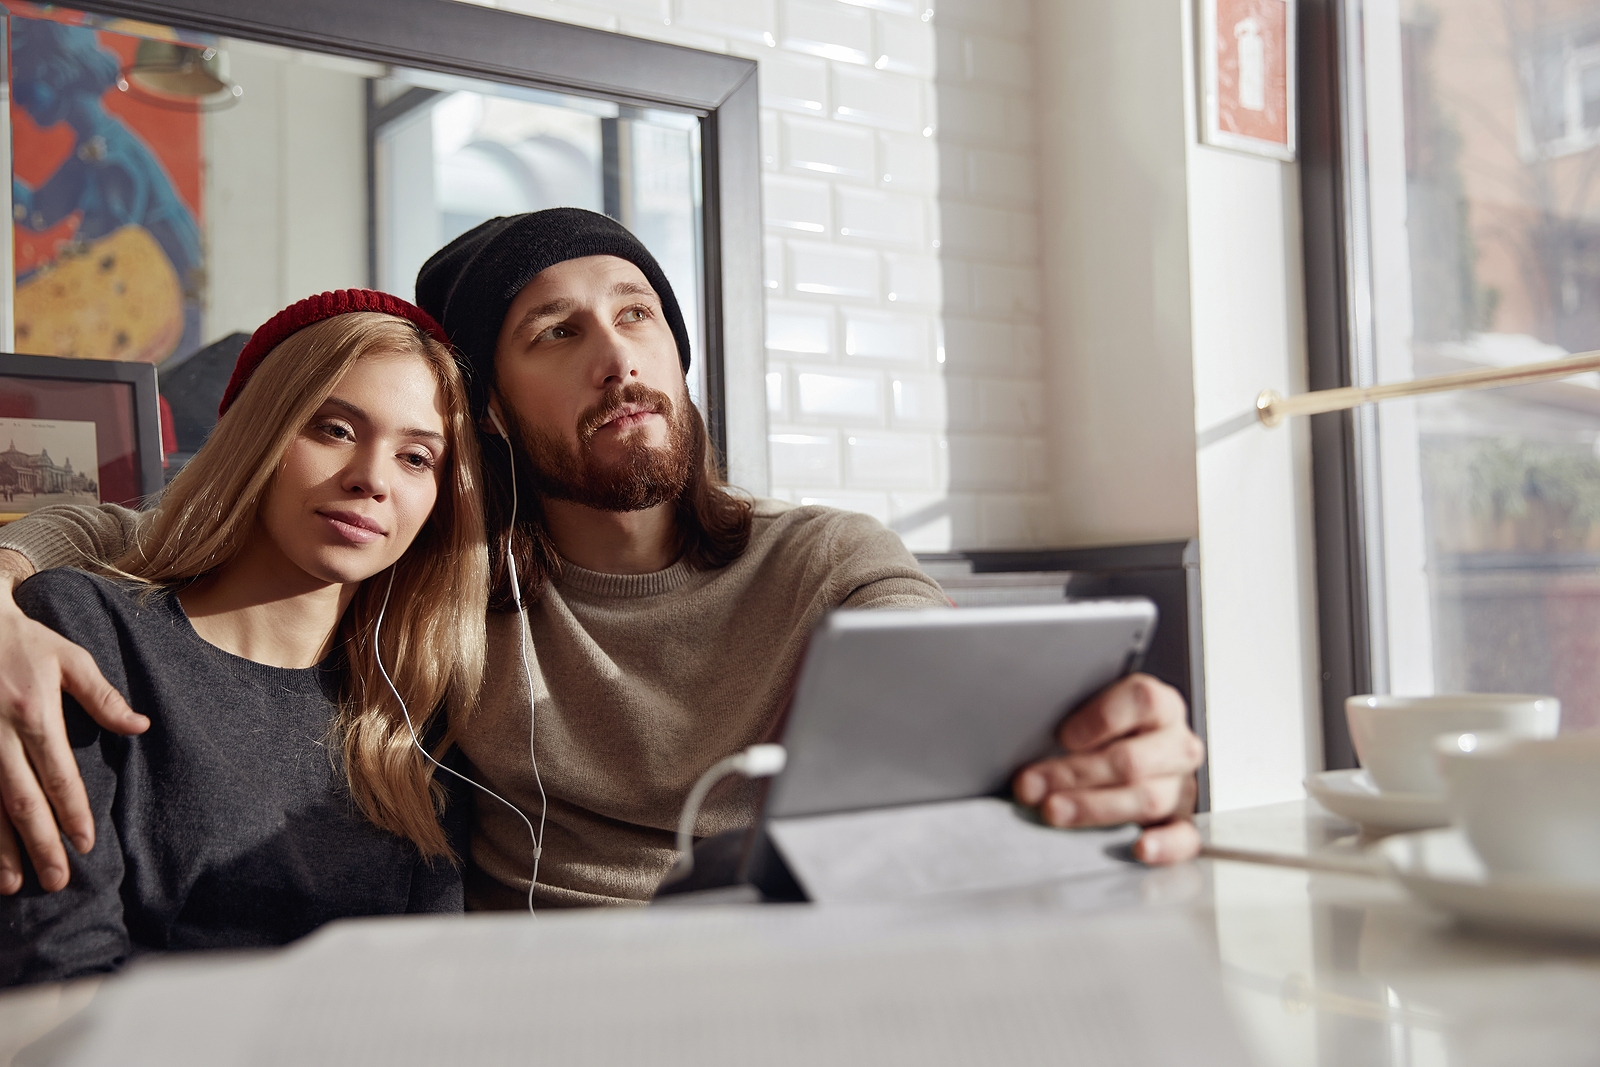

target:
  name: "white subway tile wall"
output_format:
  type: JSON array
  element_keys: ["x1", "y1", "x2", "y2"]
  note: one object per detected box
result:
[{"x1": 460, "y1": 0, "x2": 1049, "y2": 549}]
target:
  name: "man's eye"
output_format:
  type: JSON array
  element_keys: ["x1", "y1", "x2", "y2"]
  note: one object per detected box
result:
[
  {"x1": 620, "y1": 306, "x2": 650, "y2": 323},
  {"x1": 535, "y1": 323, "x2": 575, "y2": 342}
]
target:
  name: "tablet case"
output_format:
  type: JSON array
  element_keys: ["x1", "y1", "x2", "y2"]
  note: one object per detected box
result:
[{"x1": 655, "y1": 598, "x2": 1158, "y2": 904}]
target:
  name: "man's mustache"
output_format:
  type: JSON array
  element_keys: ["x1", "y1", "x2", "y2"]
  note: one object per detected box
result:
[{"x1": 576, "y1": 384, "x2": 674, "y2": 444}]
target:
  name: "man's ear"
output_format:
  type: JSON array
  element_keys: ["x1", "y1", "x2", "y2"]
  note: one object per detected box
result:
[{"x1": 482, "y1": 397, "x2": 510, "y2": 440}]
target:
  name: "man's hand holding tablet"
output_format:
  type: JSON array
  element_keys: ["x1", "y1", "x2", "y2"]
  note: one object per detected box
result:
[{"x1": 1014, "y1": 674, "x2": 1203, "y2": 865}]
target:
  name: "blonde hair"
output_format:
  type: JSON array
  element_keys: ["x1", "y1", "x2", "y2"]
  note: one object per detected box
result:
[{"x1": 117, "y1": 312, "x2": 488, "y2": 859}]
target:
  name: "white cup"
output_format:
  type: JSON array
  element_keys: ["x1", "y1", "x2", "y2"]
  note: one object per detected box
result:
[
  {"x1": 1437, "y1": 731, "x2": 1600, "y2": 884},
  {"x1": 1345, "y1": 694, "x2": 1559, "y2": 795}
]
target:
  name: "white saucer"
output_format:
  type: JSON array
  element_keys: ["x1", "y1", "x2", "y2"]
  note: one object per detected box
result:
[
  {"x1": 1303, "y1": 768, "x2": 1451, "y2": 832},
  {"x1": 1381, "y1": 828, "x2": 1600, "y2": 939}
]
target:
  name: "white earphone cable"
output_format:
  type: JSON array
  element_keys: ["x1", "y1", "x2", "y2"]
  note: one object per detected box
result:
[
  {"x1": 665, "y1": 744, "x2": 787, "y2": 886},
  {"x1": 491, "y1": 407, "x2": 549, "y2": 914},
  {"x1": 374, "y1": 569, "x2": 540, "y2": 917}
]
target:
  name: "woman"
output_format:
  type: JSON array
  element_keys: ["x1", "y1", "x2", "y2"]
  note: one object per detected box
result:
[{"x1": 0, "y1": 290, "x2": 487, "y2": 985}]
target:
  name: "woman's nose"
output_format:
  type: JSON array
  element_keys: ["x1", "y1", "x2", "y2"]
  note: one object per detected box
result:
[{"x1": 341, "y1": 446, "x2": 389, "y2": 499}]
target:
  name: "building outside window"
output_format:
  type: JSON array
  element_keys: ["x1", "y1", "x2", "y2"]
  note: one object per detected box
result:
[{"x1": 1353, "y1": 0, "x2": 1600, "y2": 732}]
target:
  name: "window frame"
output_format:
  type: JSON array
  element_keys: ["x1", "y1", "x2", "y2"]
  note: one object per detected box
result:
[
  {"x1": 1299, "y1": 0, "x2": 1381, "y2": 771},
  {"x1": 15, "y1": 0, "x2": 769, "y2": 491}
]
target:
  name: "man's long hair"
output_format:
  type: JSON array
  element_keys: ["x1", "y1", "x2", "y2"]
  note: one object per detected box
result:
[
  {"x1": 113, "y1": 314, "x2": 488, "y2": 860},
  {"x1": 481, "y1": 393, "x2": 751, "y2": 610}
]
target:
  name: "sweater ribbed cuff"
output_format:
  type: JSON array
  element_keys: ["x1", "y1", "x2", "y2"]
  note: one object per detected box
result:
[{"x1": 0, "y1": 516, "x2": 75, "y2": 572}]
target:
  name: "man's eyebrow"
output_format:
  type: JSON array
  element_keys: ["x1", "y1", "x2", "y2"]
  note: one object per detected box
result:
[
  {"x1": 321, "y1": 397, "x2": 445, "y2": 444},
  {"x1": 513, "y1": 297, "x2": 575, "y2": 335},
  {"x1": 513, "y1": 282, "x2": 660, "y2": 335},
  {"x1": 611, "y1": 280, "x2": 658, "y2": 300}
]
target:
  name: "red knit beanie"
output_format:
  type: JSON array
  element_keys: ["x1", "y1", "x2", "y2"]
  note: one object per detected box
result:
[{"x1": 218, "y1": 289, "x2": 452, "y2": 417}]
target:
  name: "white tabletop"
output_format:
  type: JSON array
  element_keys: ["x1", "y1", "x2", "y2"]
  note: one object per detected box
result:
[{"x1": 4, "y1": 799, "x2": 1598, "y2": 1067}]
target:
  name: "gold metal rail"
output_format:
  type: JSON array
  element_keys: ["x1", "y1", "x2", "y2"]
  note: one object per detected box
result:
[{"x1": 1255, "y1": 349, "x2": 1600, "y2": 426}]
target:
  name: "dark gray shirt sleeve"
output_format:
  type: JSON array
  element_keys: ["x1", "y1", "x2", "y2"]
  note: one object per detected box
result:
[{"x1": 0, "y1": 577, "x2": 135, "y2": 984}]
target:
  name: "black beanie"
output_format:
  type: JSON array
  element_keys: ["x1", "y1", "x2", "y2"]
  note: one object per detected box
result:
[{"x1": 414, "y1": 207, "x2": 692, "y2": 417}]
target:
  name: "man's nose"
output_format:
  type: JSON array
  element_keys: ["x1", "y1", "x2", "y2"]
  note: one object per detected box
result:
[{"x1": 593, "y1": 325, "x2": 640, "y2": 387}]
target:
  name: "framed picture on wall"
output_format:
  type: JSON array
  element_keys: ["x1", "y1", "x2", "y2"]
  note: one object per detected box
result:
[
  {"x1": 1199, "y1": 0, "x2": 1296, "y2": 161},
  {"x1": 0, "y1": 353, "x2": 164, "y2": 521}
]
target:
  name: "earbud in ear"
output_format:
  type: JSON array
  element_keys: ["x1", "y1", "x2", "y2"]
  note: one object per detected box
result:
[{"x1": 488, "y1": 408, "x2": 510, "y2": 441}]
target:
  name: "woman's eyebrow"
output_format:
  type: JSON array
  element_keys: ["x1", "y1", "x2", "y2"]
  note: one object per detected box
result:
[
  {"x1": 322, "y1": 397, "x2": 445, "y2": 443},
  {"x1": 323, "y1": 396, "x2": 370, "y2": 422}
]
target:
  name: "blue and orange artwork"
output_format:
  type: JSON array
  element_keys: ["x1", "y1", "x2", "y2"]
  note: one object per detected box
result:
[{"x1": 8, "y1": 5, "x2": 203, "y2": 365}]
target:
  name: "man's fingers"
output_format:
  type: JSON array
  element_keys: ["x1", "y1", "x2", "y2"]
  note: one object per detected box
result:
[
  {"x1": 1038, "y1": 774, "x2": 1186, "y2": 829},
  {"x1": 1017, "y1": 726, "x2": 1204, "y2": 797},
  {"x1": 1135, "y1": 818, "x2": 1201, "y2": 866},
  {"x1": 0, "y1": 804, "x2": 21, "y2": 894},
  {"x1": 1059, "y1": 674, "x2": 1186, "y2": 752},
  {"x1": 59, "y1": 646, "x2": 145, "y2": 736},
  {"x1": 16, "y1": 691, "x2": 95, "y2": 856},
  {"x1": 0, "y1": 732, "x2": 68, "y2": 891}
]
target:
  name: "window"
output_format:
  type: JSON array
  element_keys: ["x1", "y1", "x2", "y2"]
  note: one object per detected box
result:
[
  {"x1": 1309, "y1": 0, "x2": 1600, "y2": 760},
  {"x1": 1520, "y1": 21, "x2": 1600, "y2": 157}
]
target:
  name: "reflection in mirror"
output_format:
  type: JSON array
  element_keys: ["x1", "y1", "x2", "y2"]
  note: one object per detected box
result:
[
  {"x1": 371, "y1": 71, "x2": 704, "y2": 405},
  {"x1": 4, "y1": 1, "x2": 706, "y2": 479}
]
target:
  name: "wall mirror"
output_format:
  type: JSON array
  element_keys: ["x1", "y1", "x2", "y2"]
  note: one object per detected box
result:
[{"x1": 2, "y1": 0, "x2": 764, "y2": 489}]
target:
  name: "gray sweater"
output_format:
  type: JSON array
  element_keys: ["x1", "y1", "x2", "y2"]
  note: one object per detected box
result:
[{"x1": 0, "y1": 569, "x2": 463, "y2": 987}]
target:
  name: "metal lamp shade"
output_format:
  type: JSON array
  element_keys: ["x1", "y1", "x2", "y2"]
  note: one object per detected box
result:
[{"x1": 128, "y1": 41, "x2": 231, "y2": 98}]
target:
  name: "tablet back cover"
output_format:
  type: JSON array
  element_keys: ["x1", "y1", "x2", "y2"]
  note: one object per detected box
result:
[{"x1": 765, "y1": 599, "x2": 1157, "y2": 820}]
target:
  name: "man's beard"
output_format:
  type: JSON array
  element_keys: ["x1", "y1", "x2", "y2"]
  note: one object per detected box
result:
[{"x1": 510, "y1": 382, "x2": 695, "y2": 512}]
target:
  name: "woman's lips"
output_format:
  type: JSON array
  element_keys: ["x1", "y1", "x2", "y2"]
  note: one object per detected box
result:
[{"x1": 318, "y1": 509, "x2": 385, "y2": 545}]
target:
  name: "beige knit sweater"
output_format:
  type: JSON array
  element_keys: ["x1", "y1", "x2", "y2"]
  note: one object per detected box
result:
[{"x1": 0, "y1": 499, "x2": 949, "y2": 908}]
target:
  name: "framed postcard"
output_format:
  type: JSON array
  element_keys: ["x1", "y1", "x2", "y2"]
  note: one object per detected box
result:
[
  {"x1": 1199, "y1": 0, "x2": 1297, "y2": 161},
  {"x1": 0, "y1": 352, "x2": 163, "y2": 520}
]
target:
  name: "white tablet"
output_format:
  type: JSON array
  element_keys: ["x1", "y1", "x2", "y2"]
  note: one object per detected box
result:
[{"x1": 763, "y1": 599, "x2": 1158, "y2": 820}]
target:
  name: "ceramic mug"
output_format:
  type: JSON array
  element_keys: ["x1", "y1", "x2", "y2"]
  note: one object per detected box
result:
[
  {"x1": 1436, "y1": 731, "x2": 1600, "y2": 884},
  {"x1": 1345, "y1": 694, "x2": 1559, "y2": 795}
]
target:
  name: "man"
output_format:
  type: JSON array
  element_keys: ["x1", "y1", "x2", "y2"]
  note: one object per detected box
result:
[{"x1": 0, "y1": 209, "x2": 1204, "y2": 906}]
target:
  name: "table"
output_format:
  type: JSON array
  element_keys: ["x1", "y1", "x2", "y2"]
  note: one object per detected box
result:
[
  {"x1": 1197, "y1": 801, "x2": 1600, "y2": 1066},
  {"x1": 3, "y1": 800, "x2": 1598, "y2": 1067}
]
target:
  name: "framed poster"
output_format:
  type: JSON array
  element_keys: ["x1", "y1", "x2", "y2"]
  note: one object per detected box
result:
[
  {"x1": 7, "y1": 2, "x2": 206, "y2": 365},
  {"x1": 1199, "y1": 0, "x2": 1297, "y2": 161},
  {"x1": 0, "y1": 352, "x2": 164, "y2": 519}
]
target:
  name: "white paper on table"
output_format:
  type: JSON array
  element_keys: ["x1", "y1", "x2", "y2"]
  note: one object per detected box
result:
[
  {"x1": 766, "y1": 795, "x2": 1142, "y2": 904},
  {"x1": 31, "y1": 903, "x2": 1259, "y2": 1067}
]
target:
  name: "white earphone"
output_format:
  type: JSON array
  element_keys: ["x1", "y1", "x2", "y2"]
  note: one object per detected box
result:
[
  {"x1": 375, "y1": 400, "x2": 547, "y2": 918},
  {"x1": 375, "y1": 574, "x2": 541, "y2": 917},
  {"x1": 488, "y1": 403, "x2": 550, "y2": 914},
  {"x1": 388, "y1": 402, "x2": 779, "y2": 904},
  {"x1": 484, "y1": 401, "x2": 783, "y2": 900}
]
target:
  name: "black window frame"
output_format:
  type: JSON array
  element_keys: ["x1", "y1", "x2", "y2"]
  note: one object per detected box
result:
[
  {"x1": 24, "y1": 0, "x2": 768, "y2": 490},
  {"x1": 1299, "y1": 0, "x2": 1379, "y2": 771}
]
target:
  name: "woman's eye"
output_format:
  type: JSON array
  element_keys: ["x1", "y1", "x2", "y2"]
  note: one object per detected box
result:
[
  {"x1": 317, "y1": 422, "x2": 354, "y2": 441},
  {"x1": 400, "y1": 451, "x2": 435, "y2": 472}
]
